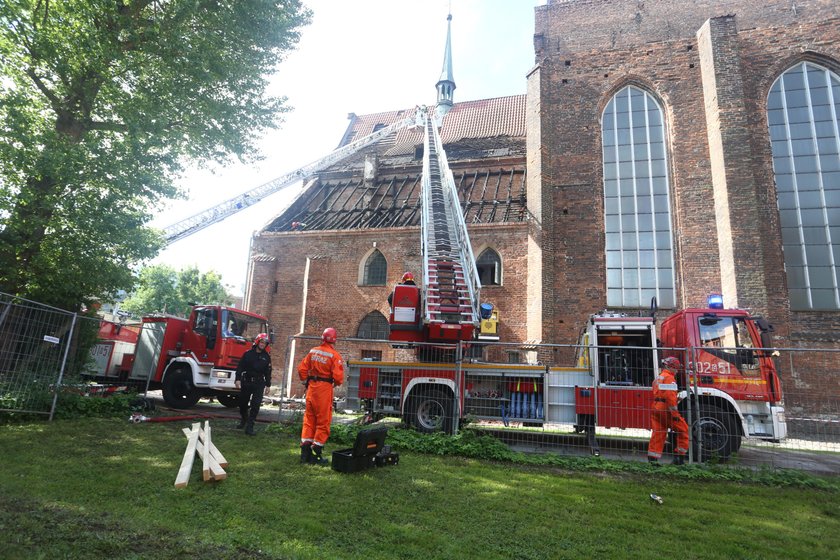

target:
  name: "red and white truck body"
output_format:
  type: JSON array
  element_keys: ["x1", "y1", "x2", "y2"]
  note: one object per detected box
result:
[
  {"x1": 86, "y1": 321, "x2": 141, "y2": 379},
  {"x1": 348, "y1": 305, "x2": 786, "y2": 461}
]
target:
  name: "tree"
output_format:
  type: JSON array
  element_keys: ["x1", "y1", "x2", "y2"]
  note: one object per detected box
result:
[
  {"x1": 122, "y1": 264, "x2": 234, "y2": 318},
  {"x1": 0, "y1": 0, "x2": 311, "y2": 309}
]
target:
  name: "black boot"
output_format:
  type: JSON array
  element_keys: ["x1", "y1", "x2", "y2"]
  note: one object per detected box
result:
[
  {"x1": 312, "y1": 444, "x2": 329, "y2": 467},
  {"x1": 672, "y1": 455, "x2": 686, "y2": 466},
  {"x1": 245, "y1": 420, "x2": 256, "y2": 436},
  {"x1": 236, "y1": 415, "x2": 247, "y2": 429},
  {"x1": 648, "y1": 456, "x2": 660, "y2": 466},
  {"x1": 300, "y1": 443, "x2": 313, "y2": 464}
]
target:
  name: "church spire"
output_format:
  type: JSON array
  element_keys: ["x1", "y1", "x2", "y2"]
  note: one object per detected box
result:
[{"x1": 435, "y1": 12, "x2": 455, "y2": 118}]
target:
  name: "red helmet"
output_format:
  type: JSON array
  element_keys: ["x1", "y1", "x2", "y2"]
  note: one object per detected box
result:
[
  {"x1": 254, "y1": 333, "x2": 270, "y2": 349},
  {"x1": 661, "y1": 356, "x2": 682, "y2": 371},
  {"x1": 254, "y1": 333, "x2": 269, "y2": 344},
  {"x1": 401, "y1": 272, "x2": 415, "y2": 283},
  {"x1": 322, "y1": 327, "x2": 337, "y2": 344}
]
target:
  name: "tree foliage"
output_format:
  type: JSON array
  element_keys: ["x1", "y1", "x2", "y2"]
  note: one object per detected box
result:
[
  {"x1": 0, "y1": 0, "x2": 311, "y2": 309},
  {"x1": 121, "y1": 264, "x2": 234, "y2": 318}
]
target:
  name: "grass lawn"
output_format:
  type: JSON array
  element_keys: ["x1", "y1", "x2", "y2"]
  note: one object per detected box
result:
[{"x1": 1, "y1": 417, "x2": 838, "y2": 560}]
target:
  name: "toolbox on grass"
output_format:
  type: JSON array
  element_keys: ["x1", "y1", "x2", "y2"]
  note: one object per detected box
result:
[{"x1": 332, "y1": 427, "x2": 399, "y2": 473}]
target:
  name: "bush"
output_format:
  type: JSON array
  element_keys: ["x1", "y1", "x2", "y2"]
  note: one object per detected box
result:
[{"x1": 52, "y1": 392, "x2": 136, "y2": 420}]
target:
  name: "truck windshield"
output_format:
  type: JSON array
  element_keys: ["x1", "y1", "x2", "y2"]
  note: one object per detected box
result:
[
  {"x1": 698, "y1": 316, "x2": 753, "y2": 350},
  {"x1": 221, "y1": 310, "x2": 267, "y2": 342}
]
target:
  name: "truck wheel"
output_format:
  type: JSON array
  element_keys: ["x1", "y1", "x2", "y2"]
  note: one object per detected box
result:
[
  {"x1": 692, "y1": 404, "x2": 739, "y2": 462},
  {"x1": 216, "y1": 393, "x2": 240, "y2": 408},
  {"x1": 408, "y1": 390, "x2": 454, "y2": 434},
  {"x1": 162, "y1": 368, "x2": 201, "y2": 409}
]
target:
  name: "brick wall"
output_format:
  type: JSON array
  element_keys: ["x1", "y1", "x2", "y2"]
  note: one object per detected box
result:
[
  {"x1": 247, "y1": 223, "x2": 530, "y2": 395},
  {"x1": 533, "y1": 0, "x2": 840, "y2": 410},
  {"x1": 532, "y1": 0, "x2": 839, "y2": 345}
]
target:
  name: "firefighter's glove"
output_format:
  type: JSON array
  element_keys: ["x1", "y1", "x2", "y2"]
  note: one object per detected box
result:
[{"x1": 671, "y1": 413, "x2": 681, "y2": 422}]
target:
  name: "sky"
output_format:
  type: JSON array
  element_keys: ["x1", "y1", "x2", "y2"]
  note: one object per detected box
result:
[{"x1": 150, "y1": 0, "x2": 544, "y2": 296}]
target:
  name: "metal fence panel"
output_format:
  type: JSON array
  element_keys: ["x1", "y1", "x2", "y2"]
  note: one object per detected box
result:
[
  {"x1": 285, "y1": 335, "x2": 839, "y2": 471},
  {"x1": 0, "y1": 293, "x2": 80, "y2": 418}
]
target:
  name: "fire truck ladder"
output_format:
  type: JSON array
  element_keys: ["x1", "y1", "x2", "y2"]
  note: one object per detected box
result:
[
  {"x1": 162, "y1": 111, "x2": 422, "y2": 245},
  {"x1": 419, "y1": 111, "x2": 481, "y2": 337}
]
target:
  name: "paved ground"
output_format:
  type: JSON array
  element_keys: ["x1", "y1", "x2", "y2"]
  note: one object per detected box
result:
[
  {"x1": 486, "y1": 428, "x2": 840, "y2": 474},
  {"x1": 139, "y1": 392, "x2": 840, "y2": 475}
]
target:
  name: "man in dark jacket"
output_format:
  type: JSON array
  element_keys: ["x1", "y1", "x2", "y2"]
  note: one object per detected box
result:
[{"x1": 234, "y1": 333, "x2": 272, "y2": 435}]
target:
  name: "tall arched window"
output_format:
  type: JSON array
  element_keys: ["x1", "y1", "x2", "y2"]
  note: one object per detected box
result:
[
  {"x1": 362, "y1": 249, "x2": 387, "y2": 286},
  {"x1": 476, "y1": 248, "x2": 502, "y2": 286},
  {"x1": 602, "y1": 85, "x2": 675, "y2": 308},
  {"x1": 357, "y1": 311, "x2": 389, "y2": 339},
  {"x1": 768, "y1": 62, "x2": 840, "y2": 310}
]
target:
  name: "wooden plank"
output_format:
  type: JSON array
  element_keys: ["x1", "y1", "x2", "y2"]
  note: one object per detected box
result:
[
  {"x1": 208, "y1": 439, "x2": 228, "y2": 468},
  {"x1": 198, "y1": 427, "x2": 228, "y2": 467},
  {"x1": 174, "y1": 423, "x2": 200, "y2": 488},
  {"x1": 202, "y1": 421, "x2": 211, "y2": 481},
  {"x1": 183, "y1": 427, "x2": 227, "y2": 480}
]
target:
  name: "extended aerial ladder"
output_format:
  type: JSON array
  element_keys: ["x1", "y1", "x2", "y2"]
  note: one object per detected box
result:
[
  {"x1": 163, "y1": 101, "x2": 482, "y2": 343},
  {"x1": 162, "y1": 111, "x2": 421, "y2": 244},
  {"x1": 388, "y1": 109, "x2": 481, "y2": 343}
]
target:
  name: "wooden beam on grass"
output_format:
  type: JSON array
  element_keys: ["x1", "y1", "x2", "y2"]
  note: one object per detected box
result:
[
  {"x1": 182, "y1": 426, "x2": 227, "y2": 481},
  {"x1": 183, "y1": 425, "x2": 228, "y2": 468},
  {"x1": 202, "y1": 421, "x2": 211, "y2": 481},
  {"x1": 174, "y1": 423, "x2": 200, "y2": 488}
]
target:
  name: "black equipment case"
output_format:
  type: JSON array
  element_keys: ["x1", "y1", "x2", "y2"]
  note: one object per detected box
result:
[{"x1": 331, "y1": 427, "x2": 399, "y2": 473}]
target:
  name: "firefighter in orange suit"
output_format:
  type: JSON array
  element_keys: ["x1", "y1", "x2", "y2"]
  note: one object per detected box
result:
[
  {"x1": 298, "y1": 327, "x2": 345, "y2": 466},
  {"x1": 648, "y1": 356, "x2": 689, "y2": 465}
]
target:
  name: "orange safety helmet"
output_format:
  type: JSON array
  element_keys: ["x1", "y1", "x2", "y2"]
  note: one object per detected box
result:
[
  {"x1": 322, "y1": 327, "x2": 337, "y2": 344},
  {"x1": 661, "y1": 356, "x2": 682, "y2": 371},
  {"x1": 401, "y1": 272, "x2": 415, "y2": 283}
]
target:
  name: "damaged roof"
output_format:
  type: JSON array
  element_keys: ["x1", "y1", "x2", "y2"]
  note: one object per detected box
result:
[
  {"x1": 339, "y1": 94, "x2": 526, "y2": 156},
  {"x1": 263, "y1": 94, "x2": 527, "y2": 232}
]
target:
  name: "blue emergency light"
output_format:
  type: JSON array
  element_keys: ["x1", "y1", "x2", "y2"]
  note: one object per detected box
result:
[{"x1": 707, "y1": 293, "x2": 724, "y2": 309}]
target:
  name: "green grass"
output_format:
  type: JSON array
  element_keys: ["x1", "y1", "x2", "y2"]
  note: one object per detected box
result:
[{"x1": 1, "y1": 417, "x2": 838, "y2": 560}]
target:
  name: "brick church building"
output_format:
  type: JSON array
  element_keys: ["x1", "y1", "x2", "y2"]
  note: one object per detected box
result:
[{"x1": 244, "y1": 0, "x2": 840, "y2": 396}]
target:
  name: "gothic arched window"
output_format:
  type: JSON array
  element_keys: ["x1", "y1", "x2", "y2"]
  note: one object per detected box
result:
[
  {"x1": 362, "y1": 249, "x2": 387, "y2": 286},
  {"x1": 601, "y1": 85, "x2": 675, "y2": 308},
  {"x1": 357, "y1": 311, "x2": 389, "y2": 339},
  {"x1": 476, "y1": 248, "x2": 502, "y2": 286},
  {"x1": 768, "y1": 61, "x2": 840, "y2": 309}
]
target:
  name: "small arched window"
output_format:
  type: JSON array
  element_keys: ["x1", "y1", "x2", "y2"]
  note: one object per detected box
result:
[
  {"x1": 362, "y1": 249, "x2": 387, "y2": 286},
  {"x1": 477, "y1": 249, "x2": 502, "y2": 286},
  {"x1": 357, "y1": 311, "x2": 389, "y2": 339},
  {"x1": 768, "y1": 61, "x2": 840, "y2": 309}
]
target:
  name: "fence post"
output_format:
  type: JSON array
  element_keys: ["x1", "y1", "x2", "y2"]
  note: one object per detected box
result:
[
  {"x1": 687, "y1": 346, "x2": 698, "y2": 464},
  {"x1": 453, "y1": 341, "x2": 463, "y2": 434},
  {"x1": 49, "y1": 312, "x2": 78, "y2": 421}
]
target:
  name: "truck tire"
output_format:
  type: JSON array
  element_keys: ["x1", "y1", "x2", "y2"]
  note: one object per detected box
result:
[
  {"x1": 692, "y1": 404, "x2": 740, "y2": 462},
  {"x1": 407, "y1": 389, "x2": 454, "y2": 434},
  {"x1": 216, "y1": 393, "x2": 240, "y2": 408},
  {"x1": 162, "y1": 367, "x2": 201, "y2": 409}
]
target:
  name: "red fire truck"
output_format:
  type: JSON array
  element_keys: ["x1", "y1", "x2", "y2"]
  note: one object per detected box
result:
[
  {"x1": 347, "y1": 296, "x2": 787, "y2": 462},
  {"x1": 123, "y1": 305, "x2": 270, "y2": 409}
]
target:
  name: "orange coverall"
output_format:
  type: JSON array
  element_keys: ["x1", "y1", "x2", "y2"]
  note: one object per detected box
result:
[
  {"x1": 647, "y1": 368, "x2": 689, "y2": 460},
  {"x1": 298, "y1": 343, "x2": 345, "y2": 447}
]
